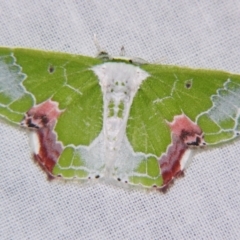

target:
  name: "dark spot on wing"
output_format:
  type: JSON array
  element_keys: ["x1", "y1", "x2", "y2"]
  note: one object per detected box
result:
[
  {"x1": 185, "y1": 80, "x2": 192, "y2": 89},
  {"x1": 186, "y1": 136, "x2": 205, "y2": 146},
  {"x1": 26, "y1": 119, "x2": 39, "y2": 128},
  {"x1": 41, "y1": 115, "x2": 49, "y2": 125},
  {"x1": 48, "y1": 65, "x2": 55, "y2": 73}
]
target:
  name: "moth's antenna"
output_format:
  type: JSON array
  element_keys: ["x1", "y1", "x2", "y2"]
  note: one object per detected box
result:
[
  {"x1": 120, "y1": 46, "x2": 125, "y2": 56},
  {"x1": 93, "y1": 34, "x2": 103, "y2": 53},
  {"x1": 93, "y1": 34, "x2": 111, "y2": 61}
]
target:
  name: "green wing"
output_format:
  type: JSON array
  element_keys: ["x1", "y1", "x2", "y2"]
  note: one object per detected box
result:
[
  {"x1": 0, "y1": 48, "x2": 104, "y2": 179},
  {"x1": 126, "y1": 64, "x2": 240, "y2": 189}
]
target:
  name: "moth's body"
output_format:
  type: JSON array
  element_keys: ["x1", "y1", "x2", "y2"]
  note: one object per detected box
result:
[{"x1": 92, "y1": 62, "x2": 149, "y2": 176}]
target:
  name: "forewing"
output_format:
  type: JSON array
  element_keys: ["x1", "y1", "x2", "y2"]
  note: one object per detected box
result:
[{"x1": 0, "y1": 48, "x2": 104, "y2": 179}]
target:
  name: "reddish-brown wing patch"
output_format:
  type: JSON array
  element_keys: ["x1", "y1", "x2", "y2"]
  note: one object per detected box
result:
[{"x1": 159, "y1": 114, "x2": 206, "y2": 191}]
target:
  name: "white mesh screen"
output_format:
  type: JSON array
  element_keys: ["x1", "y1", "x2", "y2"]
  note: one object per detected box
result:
[{"x1": 0, "y1": 1, "x2": 240, "y2": 239}]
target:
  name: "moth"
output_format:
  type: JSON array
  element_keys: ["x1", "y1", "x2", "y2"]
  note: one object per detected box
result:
[{"x1": 0, "y1": 45, "x2": 239, "y2": 192}]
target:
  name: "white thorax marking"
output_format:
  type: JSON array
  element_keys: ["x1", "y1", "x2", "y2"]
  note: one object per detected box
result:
[{"x1": 92, "y1": 62, "x2": 149, "y2": 170}]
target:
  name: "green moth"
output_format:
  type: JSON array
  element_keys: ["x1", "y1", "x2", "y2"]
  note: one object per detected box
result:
[{"x1": 0, "y1": 47, "x2": 239, "y2": 192}]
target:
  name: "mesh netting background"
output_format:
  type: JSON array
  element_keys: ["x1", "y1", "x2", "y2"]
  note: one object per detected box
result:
[{"x1": 0, "y1": 1, "x2": 240, "y2": 239}]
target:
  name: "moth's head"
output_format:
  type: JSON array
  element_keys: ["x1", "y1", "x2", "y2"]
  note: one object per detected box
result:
[
  {"x1": 96, "y1": 51, "x2": 148, "y2": 65},
  {"x1": 94, "y1": 35, "x2": 148, "y2": 65}
]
